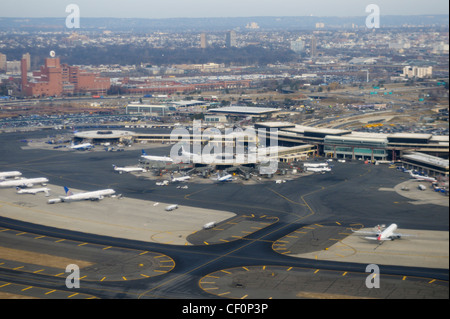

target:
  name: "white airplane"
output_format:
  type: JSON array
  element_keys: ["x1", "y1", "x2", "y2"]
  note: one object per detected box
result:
[
  {"x1": 203, "y1": 221, "x2": 216, "y2": 229},
  {"x1": 112, "y1": 164, "x2": 146, "y2": 174},
  {"x1": 171, "y1": 175, "x2": 191, "y2": 183},
  {"x1": 177, "y1": 185, "x2": 188, "y2": 189},
  {"x1": 180, "y1": 145, "x2": 202, "y2": 163},
  {"x1": 409, "y1": 171, "x2": 437, "y2": 183},
  {"x1": 0, "y1": 171, "x2": 22, "y2": 180},
  {"x1": 16, "y1": 187, "x2": 50, "y2": 196},
  {"x1": 70, "y1": 143, "x2": 93, "y2": 150},
  {"x1": 303, "y1": 163, "x2": 329, "y2": 168},
  {"x1": 141, "y1": 150, "x2": 173, "y2": 163},
  {"x1": 352, "y1": 224, "x2": 415, "y2": 242},
  {"x1": 306, "y1": 167, "x2": 331, "y2": 172},
  {"x1": 0, "y1": 177, "x2": 49, "y2": 188},
  {"x1": 47, "y1": 186, "x2": 115, "y2": 204},
  {"x1": 165, "y1": 204, "x2": 178, "y2": 211},
  {"x1": 338, "y1": 159, "x2": 346, "y2": 163},
  {"x1": 156, "y1": 180, "x2": 169, "y2": 186},
  {"x1": 214, "y1": 172, "x2": 233, "y2": 182}
]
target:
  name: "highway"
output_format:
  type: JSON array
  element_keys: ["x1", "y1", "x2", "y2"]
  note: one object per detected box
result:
[{"x1": 0, "y1": 129, "x2": 448, "y2": 302}]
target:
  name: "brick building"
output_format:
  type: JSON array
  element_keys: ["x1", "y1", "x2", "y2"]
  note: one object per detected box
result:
[{"x1": 22, "y1": 57, "x2": 110, "y2": 97}]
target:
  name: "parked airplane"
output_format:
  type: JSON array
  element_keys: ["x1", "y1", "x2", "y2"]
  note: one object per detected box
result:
[
  {"x1": 165, "y1": 204, "x2": 178, "y2": 211},
  {"x1": 180, "y1": 145, "x2": 202, "y2": 163},
  {"x1": 171, "y1": 174, "x2": 191, "y2": 183},
  {"x1": 16, "y1": 187, "x2": 50, "y2": 196},
  {"x1": 214, "y1": 172, "x2": 233, "y2": 182},
  {"x1": 47, "y1": 186, "x2": 115, "y2": 204},
  {"x1": 70, "y1": 143, "x2": 93, "y2": 150},
  {"x1": 0, "y1": 177, "x2": 49, "y2": 188},
  {"x1": 409, "y1": 171, "x2": 437, "y2": 183},
  {"x1": 306, "y1": 166, "x2": 331, "y2": 172},
  {"x1": 203, "y1": 221, "x2": 216, "y2": 229},
  {"x1": 112, "y1": 164, "x2": 146, "y2": 174},
  {"x1": 352, "y1": 224, "x2": 415, "y2": 242},
  {"x1": 141, "y1": 150, "x2": 173, "y2": 163},
  {"x1": 0, "y1": 171, "x2": 22, "y2": 180},
  {"x1": 303, "y1": 163, "x2": 329, "y2": 168}
]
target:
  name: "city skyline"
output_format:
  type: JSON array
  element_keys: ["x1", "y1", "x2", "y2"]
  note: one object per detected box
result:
[{"x1": 1, "y1": 0, "x2": 449, "y2": 19}]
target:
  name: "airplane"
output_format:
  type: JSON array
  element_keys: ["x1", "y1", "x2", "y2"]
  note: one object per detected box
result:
[
  {"x1": 16, "y1": 187, "x2": 50, "y2": 196},
  {"x1": 214, "y1": 172, "x2": 233, "y2": 183},
  {"x1": 70, "y1": 143, "x2": 93, "y2": 150},
  {"x1": 305, "y1": 166, "x2": 331, "y2": 172},
  {"x1": 0, "y1": 171, "x2": 22, "y2": 180},
  {"x1": 156, "y1": 180, "x2": 169, "y2": 186},
  {"x1": 180, "y1": 145, "x2": 202, "y2": 163},
  {"x1": 141, "y1": 150, "x2": 173, "y2": 163},
  {"x1": 112, "y1": 164, "x2": 146, "y2": 174},
  {"x1": 352, "y1": 223, "x2": 415, "y2": 243},
  {"x1": 177, "y1": 185, "x2": 188, "y2": 189},
  {"x1": 203, "y1": 221, "x2": 216, "y2": 229},
  {"x1": 171, "y1": 174, "x2": 191, "y2": 183},
  {"x1": 303, "y1": 163, "x2": 329, "y2": 168},
  {"x1": 47, "y1": 186, "x2": 115, "y2": 204},
  {"x1": 0, "y1": 177, "x2": 49, "y2": 188},
  {"x1": 165, "y1": 204, "x2": 178, "y2": 211},
  {"x1": 409, "y1": 171, "x2": 437, "y2": 183}
]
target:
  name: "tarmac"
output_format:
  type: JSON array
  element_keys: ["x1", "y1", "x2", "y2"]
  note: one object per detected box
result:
[{"x1": 0, "y1": 183, "x2": 235, "y2": 245}]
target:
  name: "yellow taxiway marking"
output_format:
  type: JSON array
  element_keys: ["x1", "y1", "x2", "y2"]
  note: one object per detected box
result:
[
  {"x1": 21, "y1": 286, "x2": 33, "y2": 291},
  {"x1": 0, "y1": 283, "x2": 11, "y2": 288},
  {"x1": 314, "y1": 269, "x2": 320, "y2": 274},
  {"x1": 221, "y1": 270, "x2": 231, "y2": 274},
  {"x1": 218, "y1": 292, "x2": 230, "y2": 296},
  {"x1": 45, "y1": 290, "x2": 56, "y2": 295},
  {"x1": 68, "y1": 293, "x2": 79, "y2": 298}
]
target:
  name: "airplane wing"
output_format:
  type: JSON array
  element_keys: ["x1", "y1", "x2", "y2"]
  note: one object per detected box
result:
[
  {"x1": 351, "y1": 229, "x2": 380, "y2": 235},
  {"x1": 392, "y1": 232, "x2": 416, "y2": 238}
]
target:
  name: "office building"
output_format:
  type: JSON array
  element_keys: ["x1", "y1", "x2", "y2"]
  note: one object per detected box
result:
[
  {"x1": 22, "y1": 56, "x2": 110, "y2": 97},
  {"x1": 226, "y1": 30, "x2": 237, "y2": 48},
  {"x1": 200, "y1": 33, "x2": 207, "y2": 49},
  {"x1": 290, "y1": 38, "x2": 305, "y2": 53}
]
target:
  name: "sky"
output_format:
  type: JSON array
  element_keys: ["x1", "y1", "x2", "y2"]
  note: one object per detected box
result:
[{"x1": 1, "y1": 0, "x2": 449, "y2": 18}]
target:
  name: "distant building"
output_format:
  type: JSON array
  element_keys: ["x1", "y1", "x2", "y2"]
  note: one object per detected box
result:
[
  {"x1": 0, "y1": 53, "x2": 6, "y2": 71},
  {"x1": 402, "y1": 66, "x2": 433, "y2": 79},
  {"x1": 226, "y1": 30, "x2": 237, "y2": 48},
  {"x1": 290, "y1": 38, "x2": 305, "y2": 53},
  {"x1": 22, "y1": 53, "x2": 31, "y2": 71},
  {"x1": 6, "y1": 60, "x2": 21, "y2": 74},
  {"x1": 245, "y1": 22, "x2": 260, "y2": 29},
  {"x1": 22, "y1": 56, "x2": 110, "y2": 97},
  {"x1": 315, "y1": 22, "x2": 325, "y2": 29},
  {"x1": 310, "y1": 36, "x2": 317, "y2": 58},
  {"x1": 200, "y1": 33, "x2": 207, "y2": 49}
]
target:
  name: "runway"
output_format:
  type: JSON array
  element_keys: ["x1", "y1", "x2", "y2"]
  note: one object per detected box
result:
[{"x1": 0, "y1": 129, "x2": 448, "y2": 301}]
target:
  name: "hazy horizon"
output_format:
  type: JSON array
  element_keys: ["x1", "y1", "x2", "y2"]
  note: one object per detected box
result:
[{"x1": 1, "y1": 0, "x2": 448, "y2": 19}]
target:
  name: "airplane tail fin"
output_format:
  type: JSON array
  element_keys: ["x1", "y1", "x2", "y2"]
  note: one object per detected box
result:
[
  {"x1": 64, "y1": 186, "x2": 73, "y2": 196},
  {"x1": 142, "y1": 149, "x2": 147, "y2": 156}
]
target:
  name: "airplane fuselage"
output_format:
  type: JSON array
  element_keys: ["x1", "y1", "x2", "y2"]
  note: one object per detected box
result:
[{"x1": 0, "y1": 177, "x2": 49, "y2": 188}]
